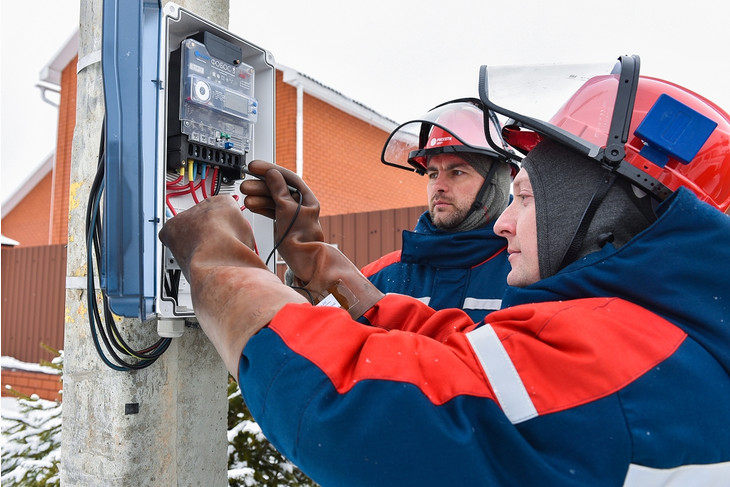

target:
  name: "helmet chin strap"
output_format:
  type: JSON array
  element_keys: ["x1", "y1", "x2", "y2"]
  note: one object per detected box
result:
[{"x1": 558, "y1": 169, "x2": 617, "y2": 271}]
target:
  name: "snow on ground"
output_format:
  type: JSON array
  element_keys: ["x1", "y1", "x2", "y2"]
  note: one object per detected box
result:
[
  {"x1": 1, "y1": 356, "x2": 62, "y2": 460},
  {"x1": 1, "y1": 355, "x2": 61, "y2": 375},
  {"x1": 1, "y1": 394, "x2": 62, "y2": 485}
]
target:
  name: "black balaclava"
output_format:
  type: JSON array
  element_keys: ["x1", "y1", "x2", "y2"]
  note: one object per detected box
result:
[
  {"x1": 442, "y1": 153, "x2": 511, "y2": 232},
  {"x1": 521, "y1": 139, "x2": 656, "y2": 279}
]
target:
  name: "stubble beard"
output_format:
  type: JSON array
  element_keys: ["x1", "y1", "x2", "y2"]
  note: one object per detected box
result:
[{"x1": 429, "y1": 204, "x2": 469, "y2": 230}]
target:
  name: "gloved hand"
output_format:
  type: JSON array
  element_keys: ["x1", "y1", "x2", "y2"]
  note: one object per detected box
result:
[
  {"x1": 291, "y1": 240, "x2": 384, "y2": 319},
  {"x1": 240, "y1": 160, "x2": 324, "y2": 282},
  {"x1": 240, "y1": 161, "x2": 383, "y2": 318},
  {"x1": 159, "y1": 195, "x2": 263, "y2": 280},
  {"x1": 158, "y1": 195, "x2": 308, "y2": 378}
]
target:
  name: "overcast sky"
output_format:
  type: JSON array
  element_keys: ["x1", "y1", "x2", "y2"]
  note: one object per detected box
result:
[{"x1": 2, "y1": 0, "x2": 729, "y2": 202}]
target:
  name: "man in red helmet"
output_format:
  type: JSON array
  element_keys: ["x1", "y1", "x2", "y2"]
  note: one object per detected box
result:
[
  {"x1": 245, "y1": 99, "x2": 515, "y2": 321},
  {"x1": 360, "y1": 99, "x2": 515, "y2": 321},
  {"x1": 159, "y1": 57, "x2": 730, "y2": 486}
]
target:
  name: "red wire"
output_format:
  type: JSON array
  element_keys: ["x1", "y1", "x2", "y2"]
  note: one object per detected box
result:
[
  {"x1": 166, "y1": 196, "x2": 177, "y2": 216},
  {"x1": 167, "y1": 188, "x2": 193, "y2": 198},
  {"x1": 166, "y1": 185, "x2": 195, "y2": 216},
  {"x1": 166, "y1": 174, "x2": 184, "y2": 188},
  {"x1": 210, "y1": 167, "x2": 219, "y2": 195},
  {"x1": 189, "y1": 181, "x2": 200, "y2": 204}
]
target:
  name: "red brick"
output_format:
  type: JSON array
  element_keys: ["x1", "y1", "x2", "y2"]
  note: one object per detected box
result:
[{"x1": 2, "y1": 370, "x2": 62, "y2": 401}]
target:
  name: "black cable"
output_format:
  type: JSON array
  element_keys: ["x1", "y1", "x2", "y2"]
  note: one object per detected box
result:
[
  {"x1": 88, "y1": 179, "x2": 168, "y2": 369},
  {"x1": 85, "y1": 117, "x2": 172, "y2": 371},
  {"x1": 213, "y1": 169, "x2": 222, "y2": 196},
  {"x1": 265, "y1": 190, "x2": 303, "y2": 267},
  {"x1": 164, "y1": 270, "x2": 181, "y2": 301},
  {"x1": 290, "y1": 285, "x2": 315, "y2": 305}
]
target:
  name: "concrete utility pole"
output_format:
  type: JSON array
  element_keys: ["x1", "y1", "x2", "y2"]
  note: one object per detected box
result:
[{"x1": 61, "y1": 1, "x2": 231, "y2": 485}]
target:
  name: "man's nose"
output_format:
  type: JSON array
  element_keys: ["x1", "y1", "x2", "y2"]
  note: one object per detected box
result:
[{"x1": 431, "y1": 173, "x2": 448, "y2": 191}]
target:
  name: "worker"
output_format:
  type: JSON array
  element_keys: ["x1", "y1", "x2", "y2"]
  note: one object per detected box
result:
[
  {"x1": 243, "y1": 98, "x2": 515, "y2": 320},
  {"x1": 362, "y1": 98, "x2": 516, "y2": 319},
  {"x1": 158, "y1": 55, "x2": 730, "y2": 486}
]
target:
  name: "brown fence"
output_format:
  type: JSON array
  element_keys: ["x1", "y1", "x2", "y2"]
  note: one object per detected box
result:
[
  {"x1": 321, "y1": 205, "x2": 427, "y2": 269},
  {"x1": 1, "y1": 244, "x2": 67, "y2": 364}
]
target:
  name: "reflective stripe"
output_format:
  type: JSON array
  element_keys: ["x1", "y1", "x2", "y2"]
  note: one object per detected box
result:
[
  {"x1": 463, "y1": 297, "x2": 502, "y2": 311},
  {"x1": 624, "y1": 461, "x2": 730, "y2": 486},
  {"x1": 386, "y1": 295, "x2": 500, "y2": 311},
  {"x1": 466, "y1": 324, "x2": 537, "y2": 424}
]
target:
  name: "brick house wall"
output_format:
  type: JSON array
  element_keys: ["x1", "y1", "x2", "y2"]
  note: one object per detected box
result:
[
  {"x1": 275, "y1": 70, "x2": 298, "y2": 173},
  {"x1": 302, "y1": 94, "x2": 425, "y2": 216},
  {"x1": 2, "y1": 369, "x2": 62, "y2": 402},
  {"x1": 50, "y1": 56, "x2": 78, "y2": 245},
  {"x1": 275, "y1": 71, "x2": 427, "y2": 216}
]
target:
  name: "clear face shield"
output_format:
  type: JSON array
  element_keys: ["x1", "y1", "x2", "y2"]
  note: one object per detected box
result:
[
  {"x1": 477, "y1": 55, "x2": 726, "y2": 273},
  {"x1": 381, "y1": 98, "x2": 514, "y2": 175},
  {"x1": 477, "y1": 55, "x2": 720, "y2": 202},
  {"x1": 478, "y1": 58, "x2": 636, "y2": 162}
]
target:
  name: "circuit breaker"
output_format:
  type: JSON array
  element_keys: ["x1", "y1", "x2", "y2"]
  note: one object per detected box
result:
[{"x1": 101, "y1": 2, "x2": 276, "y2": 338}]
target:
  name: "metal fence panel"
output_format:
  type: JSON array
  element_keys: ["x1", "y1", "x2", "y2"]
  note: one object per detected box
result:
[{"x1": 1, "y1": 244, "x2": 66, "y2": 363}]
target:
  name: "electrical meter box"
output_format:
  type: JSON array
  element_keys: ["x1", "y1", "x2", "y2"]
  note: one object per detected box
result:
[
  {"x1": 157, "y1": 4, "x2": 276, "y2": 333},
  {"x1": 101, "y1": 2, "x2": 276, "y2": 337},
  {"x1": 166, "y1": 33, "x2": 259, "y2": 177}
]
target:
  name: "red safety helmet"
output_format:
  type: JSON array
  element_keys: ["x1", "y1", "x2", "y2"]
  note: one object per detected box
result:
[
  {"x1": 381, "y1": 98, "x2": 518, "y2": 175},
  {"x1": 558, "y1": 75, "x2": 730, "y2": 212},
  {"x1": 498, "y1": 68, "x2": 730, "y2": 213}
]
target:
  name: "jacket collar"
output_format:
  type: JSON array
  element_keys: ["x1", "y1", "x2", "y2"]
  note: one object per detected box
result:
[{"x1": 400, "y1": 212, "x2": 507, "y2": 268}]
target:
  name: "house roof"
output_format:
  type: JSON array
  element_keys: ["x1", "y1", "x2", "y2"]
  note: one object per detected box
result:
[
  {"x1": 1, "y1": 32, "x2": 76, "y2": 213},
  {"x1": 279, "y1": 65, "x2": 398, "y2": 133},
  {"x1": 39, "y1": 30, "x2": 79, "y2": 86},
  {"x1": 1, "y1": 234, "x2": 20, "y2": 247},
  {"x1": 1, "y1": 152, "x2": 54, "y2": 217}
]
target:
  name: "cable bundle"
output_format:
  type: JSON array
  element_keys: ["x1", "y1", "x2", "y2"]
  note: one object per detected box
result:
[{"x1": 85, "y1": 120, "x2": 171, "y2": 371}]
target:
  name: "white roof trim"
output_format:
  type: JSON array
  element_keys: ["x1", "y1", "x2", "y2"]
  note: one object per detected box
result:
[
  {"x1": 1, "y1": 235, "x2": 20, "y2": 247},
  {"x1": 39, "y1": 30, "x2": 79, "y2": 87},
  {"x1": 1, "y1": 153, "x2": 54, "y2": 217},
  {"x1": 279, "y1": 64, "x2": 398, "y2": 133}
]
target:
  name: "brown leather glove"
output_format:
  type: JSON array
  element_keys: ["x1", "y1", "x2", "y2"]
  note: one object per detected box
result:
[
  {"x1": 240, "y1": 160, "x2": 324, "y2": 282},
  {"x1": 159, "y1": 195, "x2": 263, "y2": 281},
  {"x1": 241, "y1": 160, "x2": 323, "y2": 237},
  {"x1": 291, "y1": 240, "x2": 384, "y2": 319},
  {"x1": 240, "y1": 161, "x2": 383, "y2": 318},
  {"x1": 158, "y1": 195, "x2": 308, "y2": 377}
]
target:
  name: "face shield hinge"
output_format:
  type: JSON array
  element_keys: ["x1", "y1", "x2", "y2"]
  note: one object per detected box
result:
[{"x1": 601, "y1": 143, "x2": 626, "y2": 167}]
